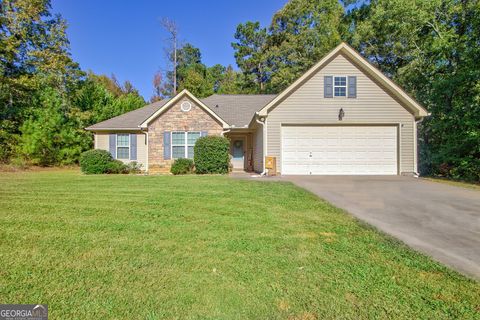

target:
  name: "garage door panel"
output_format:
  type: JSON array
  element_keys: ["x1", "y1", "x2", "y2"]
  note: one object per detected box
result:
[{"x1": 282, "y1": 126, "x2": 397, "y2": 175}]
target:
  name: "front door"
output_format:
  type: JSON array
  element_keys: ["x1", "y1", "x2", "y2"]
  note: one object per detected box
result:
[{"x1": 232, "y1": 139, "x2": 244, "y2": 169}]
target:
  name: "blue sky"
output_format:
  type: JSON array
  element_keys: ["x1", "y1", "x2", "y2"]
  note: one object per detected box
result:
[{"x1": 51, "y1": 0, "x2": 288, "y2": 100}]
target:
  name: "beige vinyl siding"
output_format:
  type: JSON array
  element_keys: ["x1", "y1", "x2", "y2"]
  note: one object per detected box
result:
[
  {"x1": 252, "y1": 121, "x2": 264, "y2": 173},
  {"x1": 95, "y1": 133, "x2": 109, "y2": 151},
  {"x1": 135, "y1": 133, "x2": 147, "y2": 170},
  {"x1": 94, "y1": 132, "x2": 148, "y2": 171},
  {"x1": 267, "y1": 53, "x2": 416, "y2": 174}
]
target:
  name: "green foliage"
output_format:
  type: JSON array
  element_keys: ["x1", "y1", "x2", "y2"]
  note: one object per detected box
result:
[
  {"x1": 170, "y1": 158, "x2": 195, "y2": 175},
  {"x1": 125, "y1": 161, "x2": 143, "y2": 174},
  {"x1": 232, "y1": 21, "x2": 270, "y2": 92},
  {"x1": 152, "y1": 43, "x2": 245, "y2": 100},
  {"x1": 232, "y1": 0, "x2": 344, "y2": 93},
  {"x1": 18, "y1": 87, "x2": 87, "y2": 166},
  {"x1": 0, "y1": 121, "x2": 18, "y2": 163},
  {"x1": 349, "y1": 0, "x2": 480, "y2": 181},
  {"x1": 74, "y1": 73, "x2": 146, "y2": 124},
  {"x1": 79, "y1": 149, "x2": 128, "y2": 174},
  {"x1": 267, "y1": 0, "x2": 344, "y2": 91},
  {"x1": 80, "y1": 149, "x2": 114, "y2": 174},
  {"x1": 107, "y1": 159, "x2": 129, "y2": 174},
  {"x1": 0, "y1": 1, "x2": 145, "y2": 166},
  {"x1": 194, "y1": 136, "x2": 230, "y2": 174}
]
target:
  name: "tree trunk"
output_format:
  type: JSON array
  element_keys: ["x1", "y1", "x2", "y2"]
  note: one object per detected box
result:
[{"x1": 173, "y1": 34, "x2": 177, "y2": 95}]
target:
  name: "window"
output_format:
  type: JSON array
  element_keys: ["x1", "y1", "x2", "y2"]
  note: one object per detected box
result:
[
  {"x1": 334, "y1": 76, "x2": 347, "y2": 97},
  {"x1": 172, "y1": 131, "x2": 201, "y2": 159},
  {"x1": 116, "y1": 134, "x2": 130, "y2": 159}
]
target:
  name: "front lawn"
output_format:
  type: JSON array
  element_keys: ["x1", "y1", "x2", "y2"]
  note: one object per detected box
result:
[{"x1": 0, "y1": 170, "x2": 478, "y2": 319}]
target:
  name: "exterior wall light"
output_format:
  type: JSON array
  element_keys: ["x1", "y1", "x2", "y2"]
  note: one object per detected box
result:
[{"x1": 338, "y1": 108, "x2": 345, "y2": 121}]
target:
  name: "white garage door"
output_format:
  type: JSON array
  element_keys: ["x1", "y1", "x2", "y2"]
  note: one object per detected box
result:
[{"x1": 282, "y1": 125, "x2": 397, "y2": 175}]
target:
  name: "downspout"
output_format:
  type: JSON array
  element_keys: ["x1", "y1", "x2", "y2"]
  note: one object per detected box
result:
[
  {"x1": 255, "y1": 113, "x2": 267, "y2": 176},
  {"x1": 413, "y1": 117, "x2": 425, "y2": 178},
  {"x1": 221, "y1": 128, "x2": 231, "y2": 136},
  {"x1": 142, "y1": 128, "x2": 149, "y2": 173}
]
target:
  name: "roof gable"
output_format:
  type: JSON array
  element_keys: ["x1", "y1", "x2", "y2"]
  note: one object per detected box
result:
[
  {"x1": 257, "y1": 42, "x2": 429, "y2": 118},
  {"x1": 139, "y1": 89, "x2": 229, "y2": 128}
]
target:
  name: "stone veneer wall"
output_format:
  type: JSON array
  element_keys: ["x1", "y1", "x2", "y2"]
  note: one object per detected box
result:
[{"x1": 147, "y1": 97, "x2": 224, "y2": 173}]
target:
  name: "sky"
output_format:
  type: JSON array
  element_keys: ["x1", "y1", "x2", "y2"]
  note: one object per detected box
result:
[{"x1": 51, "y1": 0, "x2": 288, "y2": 100}]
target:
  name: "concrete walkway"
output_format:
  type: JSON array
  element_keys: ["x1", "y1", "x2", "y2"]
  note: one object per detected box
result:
[{"x1": 277, "y1": 176, "x2": 480, "y2": 279}]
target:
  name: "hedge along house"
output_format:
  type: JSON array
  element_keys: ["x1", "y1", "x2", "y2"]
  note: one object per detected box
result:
[{"x1": 85, "y1": 43, "x2": 429, "y2": 175}]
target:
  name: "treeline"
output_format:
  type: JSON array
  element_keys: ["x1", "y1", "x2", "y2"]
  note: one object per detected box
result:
[
  {"x1": 1, "y1": 0, "x2": 479, "y2": 181},
  {"x1": 0, "y1": 1, "x2": 145, "y2": 166}
]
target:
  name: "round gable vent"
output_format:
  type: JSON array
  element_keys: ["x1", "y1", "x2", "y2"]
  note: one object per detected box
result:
[{"x1": 181, "y1": 101, "x2": 192, "y2": 112}]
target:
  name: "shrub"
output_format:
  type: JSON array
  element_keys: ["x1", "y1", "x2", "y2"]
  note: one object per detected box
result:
[
  {"x1": 107, "y1": 159, "x2": 128, "y2": 174},
  {"x1": 171, "y1": 158, "x2": 194, "y2": 175},
  {"x1": 194, "y1": 136, "x2": 230, "y2": 174},
  {"x1": 125, "y1": 161, "x2": 143, "y2": 174},
  {"x1": 80, "y1": 150, "x2": 114, "y2": 174},
  {"x1": 79, "y1": 149, "x2": 129, "y2": 174}
]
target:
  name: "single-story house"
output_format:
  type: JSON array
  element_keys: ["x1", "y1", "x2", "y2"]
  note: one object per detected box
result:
[{"x1": 86, "y1": 42, "x2": 429, "y2": 175}]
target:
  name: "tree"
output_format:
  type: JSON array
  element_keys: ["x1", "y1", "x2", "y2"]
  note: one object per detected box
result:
[
  {"x1": 267, "y1": 0, "x2": 345, "y2": 91},
  {"x1": 350, "y1": 0, "x2": 480, "y2": 181},
  {"x1": 151, "y1": 43, "x2": 242, "y2": 98},
  {"x1": 0, "y1": 0, "x2": 82, "y2": 163},
  {"x1": 232, "y1": 22, "x2": 269, "y2": 92},
  {"x1": 19, "y1": 87, "x2": 84, "y2": 166},
  {"x1": 160, "y1": 17, "x2": 179, "y2": 95},
  {"x1": 213, "y1": 65, "x2": 245, "y2": 94}
]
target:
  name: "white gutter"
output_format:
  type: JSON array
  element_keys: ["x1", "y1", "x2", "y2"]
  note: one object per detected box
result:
[
  {"x1": 413, "y1": 117, "x2": 425, "y2": 177},
  {"x1": 143, "y1": 129, "x2": 149, "y2": 173},
  {"x1": 255, "y1": 112, "x2": 267, "y2": 176},
  {"x1": 221, "y1": 128, "x2": 231, "y2": 136}
]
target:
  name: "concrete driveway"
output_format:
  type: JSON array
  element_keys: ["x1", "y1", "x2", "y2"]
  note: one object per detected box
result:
[{"x1": 282, "y1": 175, "x2": 480, "y2": 279}]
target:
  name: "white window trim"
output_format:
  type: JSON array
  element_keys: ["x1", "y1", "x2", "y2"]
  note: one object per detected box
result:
[
  {"x1": 171, "y1": 131, "x2": 201, "y2": 159},
  {"x1": 116, "y1": 133, "x2": 130, "y2": 160},
  {"x1": 333, "y1": 75, "x2": 347, "y2": 97}
]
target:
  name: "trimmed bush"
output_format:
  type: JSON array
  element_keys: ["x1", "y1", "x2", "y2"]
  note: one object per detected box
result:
[
  {"x1": 80, "y1": 150, "x2": 114, "y2": 174},
  {"x1": 80, "y1": 149, "x2": 127, "y2": 174},
  {"x1": 194, "y1": 136, "x2": 230, "y2": 174},
  {"x1": 170, "y1": 158, "x2": 194, "y2": 175},
  {"x1": 107, "y1": 159, "x2": 128, "y2": 174}
]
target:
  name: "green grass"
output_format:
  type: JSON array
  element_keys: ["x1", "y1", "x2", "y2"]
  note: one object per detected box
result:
[
  {"x1": 0, "y1": 170, "x2": 478, "y2": 319},
  {"x1": 424, "y1": 177, "x2": 480, "y2": 191}
]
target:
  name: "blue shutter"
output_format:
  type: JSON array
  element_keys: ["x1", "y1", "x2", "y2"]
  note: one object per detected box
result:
[
  {"x1": 130, "y1": 134, "x2": 137, "y2": 160},
  {"x1": 109, "y1": 134, "x2": 116, "y2": 158},
  {"x1": 324, "y1": 76, "x2": 333, "y2": 98},
  {"x1": 163, "y1": 131, "x2": 171, "y2": 160},
  {"x1": 201, "y1": 131, "x2": 208, "y2": 137},
  {"x1": 348, "y1": 76, "x2": 357, "y2": 98}
]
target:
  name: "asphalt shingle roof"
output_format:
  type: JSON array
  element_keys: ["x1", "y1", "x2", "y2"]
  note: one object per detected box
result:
[
  {"x1": 85, "y1": 94, "x2": 276, "y2": 130},
  {"x1": 202, "y1": 94, "x2": 276, "y2": 127},
  {"x1": 85, "y1": 99, "x2": 170, "y2": 130}
]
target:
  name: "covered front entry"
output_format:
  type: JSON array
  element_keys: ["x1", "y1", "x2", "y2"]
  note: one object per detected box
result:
[
  {"x1": 225, "y1": 131, "x2": 254, "y2": 172},
  {"x1": 281, "y1": 125, "x2": 398, "y2": 175}
]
